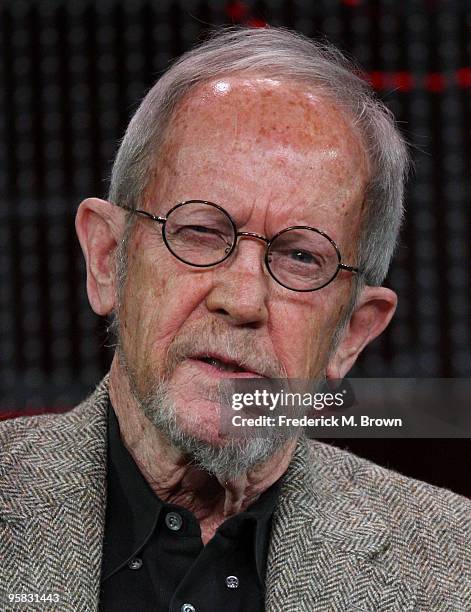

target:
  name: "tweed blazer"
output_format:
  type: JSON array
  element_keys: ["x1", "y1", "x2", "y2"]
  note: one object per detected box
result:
[{"x1": 1, "y1": 377, "x2": 471, "y2": 612}]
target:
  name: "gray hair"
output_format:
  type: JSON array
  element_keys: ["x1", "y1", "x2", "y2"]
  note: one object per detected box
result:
[{"x1": 109, "y1": 26, "x2": 409, "y2": 287}]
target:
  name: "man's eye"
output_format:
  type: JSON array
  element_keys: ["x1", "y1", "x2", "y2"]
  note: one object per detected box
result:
[
  {"x1": 181, "y1": 224, "x2": 231, "y2": 238},
  {"x1": 287, "y1": 249, "x2": 321, "y2": 265},
  {"x1": 174, "y1": 225, "x2": 228, "y2": 245},
  {"x1": 184, "y1": 225, "x2": 217, "y2": 234}
]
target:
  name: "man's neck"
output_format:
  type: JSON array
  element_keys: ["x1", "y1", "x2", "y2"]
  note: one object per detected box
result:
[{"x1": 108, "y1": 358, "x2": 297, "y2": 544}]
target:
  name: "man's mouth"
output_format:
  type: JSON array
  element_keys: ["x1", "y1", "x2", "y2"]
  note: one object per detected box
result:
[
  {"x1": 198, "y1": 356, "x2": 246, "y2": 373},
  {"x1": 189, "y1": 353, "x2": 263, "y2": 377}
]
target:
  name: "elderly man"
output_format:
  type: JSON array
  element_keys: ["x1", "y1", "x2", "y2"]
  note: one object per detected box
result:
[{"x1": 1, "y1": 27, "x2": 470, "y2": 612}]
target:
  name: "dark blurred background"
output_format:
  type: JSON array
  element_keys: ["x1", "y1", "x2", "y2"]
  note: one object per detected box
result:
[{"x1": 1, "y1": 1, "x2": 470, "y2": 493}]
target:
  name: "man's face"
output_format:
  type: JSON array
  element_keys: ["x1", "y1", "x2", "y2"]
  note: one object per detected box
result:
[{"x1": 116, "y1": 77, "x2": 369, "y2": 446}]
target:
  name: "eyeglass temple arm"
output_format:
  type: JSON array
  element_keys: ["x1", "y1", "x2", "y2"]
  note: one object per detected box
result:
[
  {"x1": 339, "y1": 263, "x2": 359, "y2": 273},
  {"x1": 115, "y1": 203, "x2": 165, "y2": 224}
]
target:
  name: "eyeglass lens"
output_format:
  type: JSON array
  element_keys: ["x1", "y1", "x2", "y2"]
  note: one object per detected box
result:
[
  {"x1": 163, "y1": 201, "x2": 340, "y2": 291},
  {"x1": 164, "y1": 201, "x2": 234, "y2": 266}
]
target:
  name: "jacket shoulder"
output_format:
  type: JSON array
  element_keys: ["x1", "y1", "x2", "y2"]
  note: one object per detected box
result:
[
  {"x1": 307, "y1": 438, "x2": 471, "y2": 536},
  {"x1": 0, "y1": 376, "x2": 109, "y2": 464}
]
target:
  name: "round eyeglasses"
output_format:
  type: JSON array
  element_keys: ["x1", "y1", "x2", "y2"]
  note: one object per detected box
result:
[{"x1": 114, "y1": 200, "x2": 360, "y2": 292}]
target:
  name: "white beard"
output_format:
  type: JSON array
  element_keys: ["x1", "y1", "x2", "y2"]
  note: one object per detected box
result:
[{"x1": 131, "y1": 372, "x2": 291, "y2": 481}]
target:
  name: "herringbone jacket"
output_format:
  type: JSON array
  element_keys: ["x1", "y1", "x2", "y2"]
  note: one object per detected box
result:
[{"x1": 1, "y1": 377, "x2": 471, "y2": 611}]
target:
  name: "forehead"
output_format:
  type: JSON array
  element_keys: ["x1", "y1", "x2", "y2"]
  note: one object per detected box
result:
[
  {"x1": 149, "y1": 76, "x2": 369, "y2": 243},
  {"x1": 163, "y1": 75, "x2": 366, "y2": 157}
]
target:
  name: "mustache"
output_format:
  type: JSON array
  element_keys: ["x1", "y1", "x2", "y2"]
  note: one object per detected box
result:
[{"x1": 162, "y1": 319, "x2": 287, "y2": 379}]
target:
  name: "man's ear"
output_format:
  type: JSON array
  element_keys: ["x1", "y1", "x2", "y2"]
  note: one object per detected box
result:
[
  {"x1": 326, "y1": 286, "x2": 397, "y2": 380},
  {"x1": 75, "y1": 198, "x2": 125, "y2": 316}
]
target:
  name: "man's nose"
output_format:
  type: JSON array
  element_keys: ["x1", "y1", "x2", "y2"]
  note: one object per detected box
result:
[{"x1": 204, "y1": 239, "x2": 270, "y2": 327}]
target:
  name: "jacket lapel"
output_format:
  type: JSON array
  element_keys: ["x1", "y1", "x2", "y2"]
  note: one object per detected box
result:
[
  {"x1": 265, "y1": 437, "x2": 418, "y2": 611},
  {"x1": 0, "y1": 378, "x2": 109, "y2": 611}
]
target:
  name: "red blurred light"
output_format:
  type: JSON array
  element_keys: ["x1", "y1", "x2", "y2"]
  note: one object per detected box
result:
[
  {"x1": 456, "y1": 67, "x2": 471, "y2": 88},
  {"x1": 425, "y1": 72, "x2": 445, "y2": 93},
  {"x1": 226, "y1": 1, "x2": 249, "y2": 21},
  {"x1": 367, "y1": 71, "x2": 387, "y2": 90},
  {"x1": 246, "y1": 18, "x2": 267, "y2": 28},
  {"x1": 392, "y1": 71, "x2": 415, "y2": 92},
  {"x1": 0, "y1": 406, "x2": 71, "y2": 420}
]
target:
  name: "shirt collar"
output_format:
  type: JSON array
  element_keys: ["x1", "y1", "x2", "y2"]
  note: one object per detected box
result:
[
  {"x1": 101, "y1": 400, "x2": 162, "y2": 579},
  {"x1": 102, "y1": 400, "x2": 283, "y2": 583}
]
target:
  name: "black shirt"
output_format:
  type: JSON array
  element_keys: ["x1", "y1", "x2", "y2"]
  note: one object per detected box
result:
[{"x1": 100, "y1": 402, "x2": 282, "y2": 612}]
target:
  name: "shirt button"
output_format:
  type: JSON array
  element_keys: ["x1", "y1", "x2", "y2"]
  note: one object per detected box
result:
[
  {"x1": 226, "y1": 575, "x2": 239, "y2": 589},
  {"x1": 165, "y1": 511, "x2": 183, "y2": 531},
  {"x1": 181, "y1": 604, "x2": 196, "y2": 612},
  {"x1": 127, "y1": 558, "x2": 143, "y2": 570}
]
